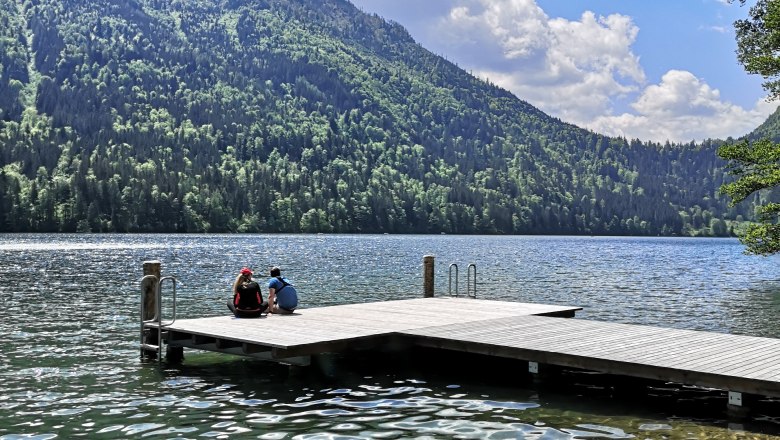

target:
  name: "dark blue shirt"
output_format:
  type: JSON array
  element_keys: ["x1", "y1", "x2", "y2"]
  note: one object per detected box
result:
[{"x1": 268, "y1": 277, "x2": 298, "y2": 310}]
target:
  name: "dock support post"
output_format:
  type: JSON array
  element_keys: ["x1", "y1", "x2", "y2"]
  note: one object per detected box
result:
[
  {"x1": 423, "y1": 255, "x2": 435, "y2": 297},
  {"x1": 526, "y1": 361, "x2": 566, "y2": 386},
  {"x1": 142, "y1": 260, "x2": 161, "y2": 359},
  {"x1": 167, "y1": 345, "x2": 184, "y2": 363},
  {"x1": 726, "y1": 391, "x2": 754, "y2": 419},
  {"x1": 142, "y1": 260, "x2": 161, "y2": 320}
]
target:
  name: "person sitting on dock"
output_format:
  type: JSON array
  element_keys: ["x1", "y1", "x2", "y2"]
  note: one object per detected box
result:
[
  {"x1": 227, "y1": 267, "x2": 268, "y2": 318},
  {"x1": 267, "y1": 266, "x2": 298, "y2": 314}
]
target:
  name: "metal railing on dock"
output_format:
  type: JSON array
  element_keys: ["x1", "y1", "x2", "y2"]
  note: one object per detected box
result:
[
  {"x1": 140, "y1": 272, "x2": 178, "y2": 361},
  {"x1": 466, "y1": 263, "x2": 476, "y2": 298},
  {"x1": 448, "y1": 263, "x2": 477, "y2": 298},
  {"x1": 448, "y1": 264, "x2": 459, "y2": 296}
]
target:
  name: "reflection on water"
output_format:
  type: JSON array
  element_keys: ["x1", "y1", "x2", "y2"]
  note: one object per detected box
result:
[
  {"x1": 2, "y1": 234, "x2": 780, "y2": 439},
  {"x1": 5, "y1": 348, "x2": 779, "y2": 439}
]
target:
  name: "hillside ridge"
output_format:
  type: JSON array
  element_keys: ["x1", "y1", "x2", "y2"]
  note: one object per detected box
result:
[{"x1": 0, "y1": 0, "x2": 752, "y2": 235}]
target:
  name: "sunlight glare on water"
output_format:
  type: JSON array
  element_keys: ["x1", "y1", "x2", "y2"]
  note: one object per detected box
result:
[{"x1": 1, "y1": 233, "x2": 780, "y2": 439}]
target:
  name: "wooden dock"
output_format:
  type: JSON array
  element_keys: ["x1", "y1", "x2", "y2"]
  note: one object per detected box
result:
[
  {"x1": 153, "y1": 297, "x2": 580, "y2": 365},
  {"x1": 147, "y1": 296, "x2": 780, "y2": 410}
]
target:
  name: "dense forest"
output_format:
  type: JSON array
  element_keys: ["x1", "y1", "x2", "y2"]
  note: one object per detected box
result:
[{"x1": 0, "y1": 0, "x2": 764, "y2": 234}]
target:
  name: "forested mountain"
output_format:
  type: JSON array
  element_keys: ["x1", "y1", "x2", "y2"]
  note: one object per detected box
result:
[
  {"x1": 0, "y1": 0, "x2": 756, "y2": 234},
  {"x1": 749, "y1": 106, "x2": 780, "y2": 142}
]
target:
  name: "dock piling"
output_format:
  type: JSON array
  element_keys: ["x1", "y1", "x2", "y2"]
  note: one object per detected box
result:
[
  {"x1": 142, "y1": 260, "x2": 161, "y2": 320},
  {"x1": 141, "y1": 260, "x2": 161, "y2": 359},
  {"x1": 727, "y1": 391, "x2": 756, "y2": 419},
  {"x1": 423, "y1": 255, "x2": 434, "y2": 297}
]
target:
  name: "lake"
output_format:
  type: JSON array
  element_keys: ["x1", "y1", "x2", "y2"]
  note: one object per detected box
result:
[{"x1": 2, "y1": 233, "x2": 780, "y2": 439}]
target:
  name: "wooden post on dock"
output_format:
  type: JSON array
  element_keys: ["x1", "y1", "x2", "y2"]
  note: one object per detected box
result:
[
  {"x1": 423, "y1": 255, "x2": 434, "y2": 297},
  {"x1": 142, "y1": 260, "x2": 161, "y2": 320},
  {"x1": 141, "y1": 260, "x2": 161, "y2": 359}
]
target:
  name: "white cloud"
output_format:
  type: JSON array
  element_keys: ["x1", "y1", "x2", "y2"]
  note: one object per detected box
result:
[
  {"x1": 436, "y1": 0, "x2": 777, "y2": 143},
  {"x1": 590, "y1": 71, "x2": 778, "y2": 142},
  {"x1": 701, "y1": 24, "x2": 730, "y2": 34}
]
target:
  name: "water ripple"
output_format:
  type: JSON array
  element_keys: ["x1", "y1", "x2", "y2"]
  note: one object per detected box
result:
[{"x1": 2, "y1": 234, "x2": 780, "y2": 439}]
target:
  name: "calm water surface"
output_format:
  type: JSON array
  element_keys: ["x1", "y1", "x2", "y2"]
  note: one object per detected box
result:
[{"x1": 2, "y1": 233, "x2": 780, "y2": 439}]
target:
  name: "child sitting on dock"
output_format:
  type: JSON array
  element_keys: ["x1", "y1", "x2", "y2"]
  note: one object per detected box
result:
[
  {"x1": 227, "y1": 267, "x2": 268, "y2": 318},
  {"x1": 267, "y1": 266, "x2": 298, "y2": 314}
]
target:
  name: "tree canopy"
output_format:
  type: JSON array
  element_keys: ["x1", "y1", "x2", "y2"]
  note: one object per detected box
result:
[
  {"x1": 734, "y1": 0, "x2": 780, "y2": 100},
  {"x1": 719, "y1": 0, "x2": 780, "y2": 254},
  {"x1": 0, "y1": 0, "x2": 763, "y2": 235}
]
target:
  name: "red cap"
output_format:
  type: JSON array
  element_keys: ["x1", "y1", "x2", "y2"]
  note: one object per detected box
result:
[{"x1": 240, "y1": 267, "x2": 253, "y2": 276}]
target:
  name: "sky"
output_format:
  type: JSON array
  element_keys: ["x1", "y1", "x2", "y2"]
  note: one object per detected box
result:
[{"x1": 349, "y1": 0, "x2": 779, "y2": 144}]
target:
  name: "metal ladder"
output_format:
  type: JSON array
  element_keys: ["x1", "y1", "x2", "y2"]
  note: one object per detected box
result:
[
  {"x1": 448, "y1": 263, "x2": 477, "y2": 298},
  {"x1": 139, "y1": 274, "x2": 178, "y2": 361}
]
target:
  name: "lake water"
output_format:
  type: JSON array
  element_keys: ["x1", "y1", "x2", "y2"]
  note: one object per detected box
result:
[{"x1": 2, "y1": 233, "x2": 780, "y2": 439}]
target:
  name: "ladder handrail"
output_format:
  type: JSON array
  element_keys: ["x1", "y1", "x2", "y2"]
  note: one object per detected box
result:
[
  {"x1": 467, "y1": 263, "x2": 477, "y2": 298},
  {"x1": 159, "y1": 276, "x2": 178, "y2": 327},
  {"x1": 448, "y1": 263, "x2": 459, "y2": 297},
  {"x1": 140, "y1": 274, "x2": 158, "y2": 351},
  {"x1": 139, "y1": 274, "x2": 178, "y2": 361}
]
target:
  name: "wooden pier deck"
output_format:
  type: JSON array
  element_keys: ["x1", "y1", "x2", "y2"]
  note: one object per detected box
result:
[
  {"x1": 156, "y1": 297, "x2": 579, "y2": 365},
  {"x1": 405, "y1": 314, "x2": 780, "y2": 398},
  {"x1": 151, "y1": 297, "x2": 780, "y2": 402}
]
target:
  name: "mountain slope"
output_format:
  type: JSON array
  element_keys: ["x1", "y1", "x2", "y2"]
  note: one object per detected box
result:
[
  {"x1": 749, "y1": 105, "x2": 780, "y2": 142},
  {"x1": 0, "y1": 0, "x2": 750, "y2": 234}
]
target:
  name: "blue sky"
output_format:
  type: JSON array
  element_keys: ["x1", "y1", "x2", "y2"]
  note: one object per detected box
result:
[{"x1": 349, "y1": 0, "x2": 778, "y2": 143}]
